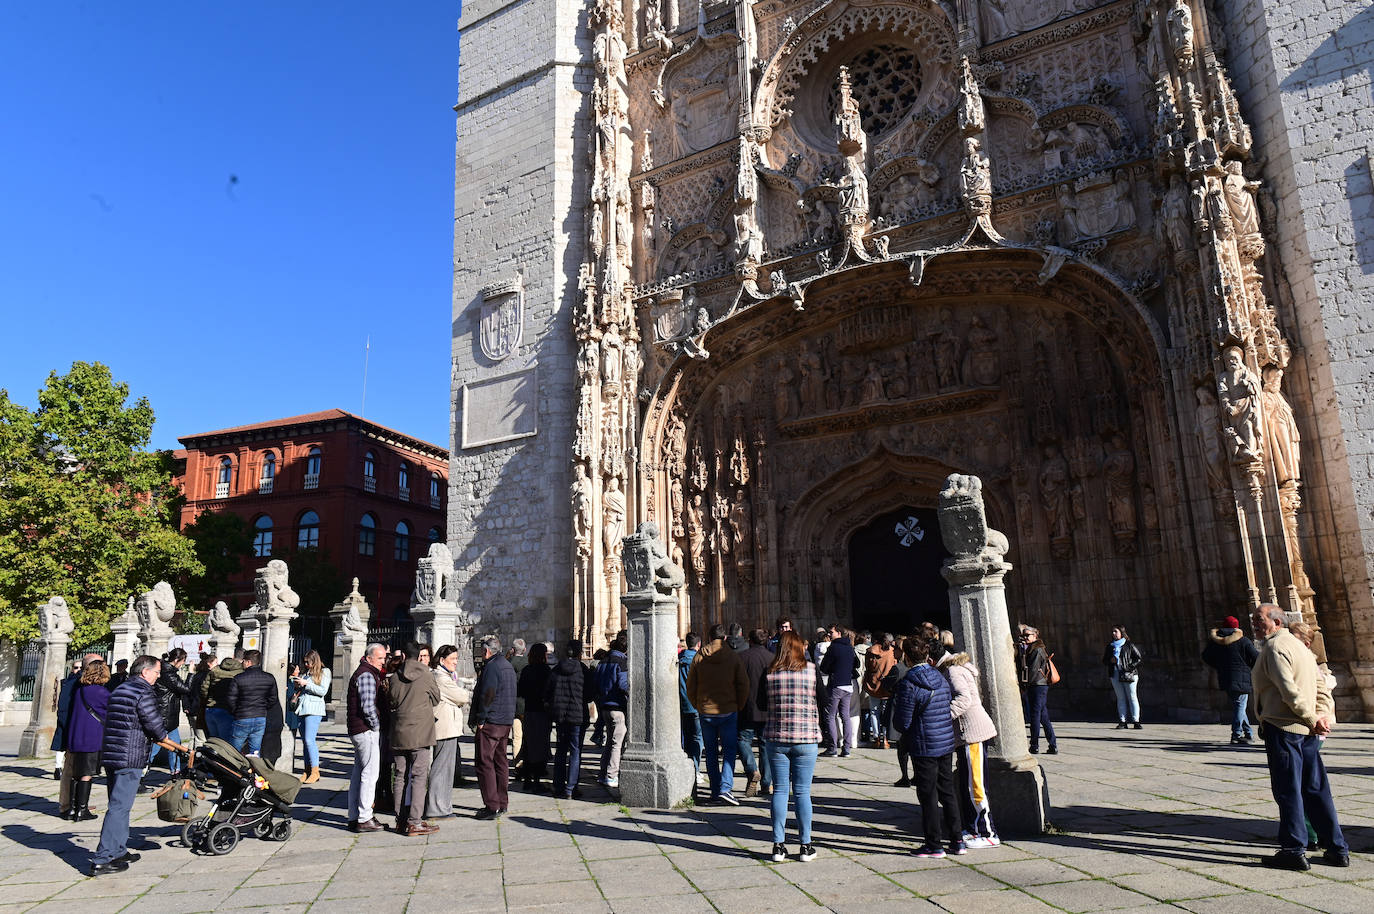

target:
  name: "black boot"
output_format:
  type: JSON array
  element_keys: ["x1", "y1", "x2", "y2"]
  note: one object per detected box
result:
[{"x1": 73, "y1": 780, "x2": 97, "y2": 821}]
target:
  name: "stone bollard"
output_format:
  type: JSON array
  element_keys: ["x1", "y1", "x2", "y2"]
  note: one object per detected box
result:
[
  {"x1": 618, "y1": 523, "x2": 695, "y2": 808},
  {"x1": 937, "y1": 473, "x2": 1050, "y2": 835},
  {"x1": 19, "y1": 597, "x2": 75, "y2": 759}
]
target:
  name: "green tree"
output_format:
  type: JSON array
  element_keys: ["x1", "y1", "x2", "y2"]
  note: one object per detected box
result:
[
  {"x1": 0, "y1": 362, "x2": 203, "y2": 643},
  {"x1": 289, "y1": 547, "x2": 349, "y2": 617},
  {"x1": 180, "y1": 509, "x2": 254, "y2": 621}
]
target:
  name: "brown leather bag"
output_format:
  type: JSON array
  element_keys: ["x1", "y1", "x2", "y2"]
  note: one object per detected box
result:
[{"x1": 1047, "y1": 653, "x2": 1062, "y2": 686}]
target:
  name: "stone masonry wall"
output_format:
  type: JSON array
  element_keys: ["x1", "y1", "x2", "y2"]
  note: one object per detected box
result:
[
  {"x1": 1215, "y1": 0, "x2": 1374, "y2": 683},
  {"x1": 451, "y1": 0, "x2": 590, "y2": 643}
]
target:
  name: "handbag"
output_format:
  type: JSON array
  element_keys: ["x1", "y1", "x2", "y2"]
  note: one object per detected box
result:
[
  {"x1": 153, "y1": 750, "x2": 203, "y2": 823},
  {"x1": 1047, "y1": 653, "x2": 1062, "y2": 686}
]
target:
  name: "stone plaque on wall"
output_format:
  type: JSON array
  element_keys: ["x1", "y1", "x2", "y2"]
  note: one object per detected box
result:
[{"x1": 461, "y1": 367, "x2": 538, "y2": 448}]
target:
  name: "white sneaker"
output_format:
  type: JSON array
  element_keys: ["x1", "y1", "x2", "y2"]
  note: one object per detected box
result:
[
  {"x1": 696, "y1": 772, "x2": 709, "y2": 787},
  {"x1": 605, "y1": 777, "x2": 619, "y2": 788}
]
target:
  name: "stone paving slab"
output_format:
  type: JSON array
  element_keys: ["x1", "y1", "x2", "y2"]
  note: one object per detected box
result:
[{"x1": 2, "y1": 719, "x2": 1373, "y2": 912}]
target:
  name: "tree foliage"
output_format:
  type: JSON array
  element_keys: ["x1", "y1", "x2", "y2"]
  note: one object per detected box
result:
[
  {"x1": 180, "y1": 509, "x2": 254, "y2": 621},
  {"x1": 289, "y1": 547, "x2": 349, "y2": 617},
  {"x1": 0, "y1": 362, "x2": 204, "y2": 643}
]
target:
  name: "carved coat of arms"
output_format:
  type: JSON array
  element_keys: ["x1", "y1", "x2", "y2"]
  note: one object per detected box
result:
[{"x1": 479, "y1": 277, "x2": 524, "y2": 361}]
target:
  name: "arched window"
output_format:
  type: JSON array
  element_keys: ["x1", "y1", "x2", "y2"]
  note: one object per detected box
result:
[
  {"x1": 394, "y1": 520, "x2": 410, "y2": 561},
  {"x1": 253, "y1": 515, "x2": 273, "y2": 557},
  {"x1": 305, "y1": 447, "x2": 321, "y2": 490},
  {"x1": 216, "y1": 457, "x2": 233, "y2": 498},
  {"x1": 430, "y1": 473, "x2": 441, "y2": 508},
  {"x1": 363, "y1": 451, "x2": 376, "y2": 492},
  {"x1": 297, "y1": 510, "x2": 320, "y2": 550},
  {"x1": 427, "y1": 526, "x2": 441, "y2": 544},
  {"x1": 358, "y1": 513, "x2": 376, "y2": 556},
  {"x1": 398, "y1": 462, "x2": 410, "y2": 500},
  {"x1": 259, "y1": 452, "x2": 276, "y2": 494}
]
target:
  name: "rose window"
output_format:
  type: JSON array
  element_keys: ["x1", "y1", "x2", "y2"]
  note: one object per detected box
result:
[{"x1": 823, "y1": 44, "x2": 922, "y2": 140}]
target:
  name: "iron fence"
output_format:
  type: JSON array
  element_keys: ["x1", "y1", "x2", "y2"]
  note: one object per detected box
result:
[{"x1": 12, "y1": 639, "x2": 111, "y2": 703}]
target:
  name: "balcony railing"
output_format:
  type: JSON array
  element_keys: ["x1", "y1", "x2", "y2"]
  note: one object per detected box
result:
[
  {"x1": 258, "y1": 478, "x2": 274, "y2": 495},
  {"x1": 304, "y1": 472, "x2": 319, "y2": 491},
  {"x1": 215, "y1": 482, "x2": 229, "y2": 498},
  {"x1": 363, "y1": 476, "x2": 376, "y2": 493},
  {"x1": 398, "y1": 486, "x2": 410, "y2": 502}
]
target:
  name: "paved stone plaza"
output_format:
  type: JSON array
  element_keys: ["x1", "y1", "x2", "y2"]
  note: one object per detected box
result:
[{"x1": 2, "y1": 720, "x2": 1372, "y2": 913}]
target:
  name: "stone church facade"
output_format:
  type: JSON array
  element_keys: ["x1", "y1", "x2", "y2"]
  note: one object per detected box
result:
[{"x1": 451, "y1": 0, "x2": 1374, "y2": 718}]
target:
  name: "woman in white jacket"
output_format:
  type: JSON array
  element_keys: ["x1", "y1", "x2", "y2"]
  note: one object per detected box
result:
[
  {"x1": 938, "y1": 651, "x2": 1000, "y2": 848},
  {"x1": 425, "y1": 644, "x2": 472, "y2": 820}
]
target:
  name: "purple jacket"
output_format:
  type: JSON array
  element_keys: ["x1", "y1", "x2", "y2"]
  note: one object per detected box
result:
[{"x1": 67, "y1": 683, "x2": 110, "y2": 754}]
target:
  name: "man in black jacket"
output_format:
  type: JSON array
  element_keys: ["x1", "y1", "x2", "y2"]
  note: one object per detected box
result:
[
  {"x1": 471, "y1": 635, "x2": 516, "y2": 819},
  {"x1": 546, "y1": 640, "x2": 590, "y2": 799},
  {"x1": 225, "y1": 650, "x2": 280, "y2": 757},
  {"x1": 1203, "y1": 615, "x2": 1260, "y2": 745},
  {"x1": 740, "y1": 629, "x2": 774, "y2": 796},
  {"x1": 819, "y1": 625, "x2": 859, "y2": 757},
  {"x1": 91, "y1": 655, "x2": 182, "y2": 876}
]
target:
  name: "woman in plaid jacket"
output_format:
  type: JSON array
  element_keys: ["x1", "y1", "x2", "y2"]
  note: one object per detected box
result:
[{"x1": 756, "y1": 630, "x2": 823, "y2": 863}]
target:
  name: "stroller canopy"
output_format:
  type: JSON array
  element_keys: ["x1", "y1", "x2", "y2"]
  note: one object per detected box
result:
[{"x1": 201, "y1": 738, "x2": 302, "y2": 804}]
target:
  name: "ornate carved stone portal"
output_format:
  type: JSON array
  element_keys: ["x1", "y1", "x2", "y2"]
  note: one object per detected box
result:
[{"x1": 461, "y1": 0, "x2": 1355, "y2": 714}]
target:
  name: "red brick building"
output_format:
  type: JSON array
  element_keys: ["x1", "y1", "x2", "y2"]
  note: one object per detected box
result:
[{"x1": 172, "y1": 410, "x2": 448, "y2": 621}]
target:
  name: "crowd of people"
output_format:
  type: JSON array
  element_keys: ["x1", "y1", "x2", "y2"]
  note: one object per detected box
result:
[{"x1": 46, "y1": 602, "x2": 1350, "y2": 876}]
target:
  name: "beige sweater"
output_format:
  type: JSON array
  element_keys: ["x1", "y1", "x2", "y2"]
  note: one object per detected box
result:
[{"x1": 1252, "y1": 628, "x2": 1333, "y2": 734}]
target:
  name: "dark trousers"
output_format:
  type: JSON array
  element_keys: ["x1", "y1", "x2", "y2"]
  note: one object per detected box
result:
[
  {"x1": 92, "y1": 767, "x2": 141, "y2": 865},
  {"x1": 393, "y1": 747, "x2": 432, "y2": 827},
  {"x1": 825, "y1": 689, "x2": 855, "y2": 751},
  {"x1": 1263, "y1": 725, "x2": 1347, "y2": 855},
  {"x1": 1027, "y1": 684, "x2": 1056, "y2": 750},
  {"x1": 736, "y1": 726, "x2": 759, "y2": 778},
  {"x1": 475, "y1": 724, "x2": 511, "y2": 813},
  {"x1": 681, "y1": 713, "x2": 702, "y2": 771},
  {"x1": 523, "y1": 710, "x2": 552, "y2": 783},
  {"x1": 553, "y1": 722, "x2": 584, "y2": 797},
  {"x1": 910, "y1": 753, "x2": 961, "y2": 849}
]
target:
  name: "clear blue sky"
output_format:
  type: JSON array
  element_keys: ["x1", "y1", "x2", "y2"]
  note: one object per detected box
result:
[{"x1": 0, "y1": 3, "x2": 459, "y2": 451}]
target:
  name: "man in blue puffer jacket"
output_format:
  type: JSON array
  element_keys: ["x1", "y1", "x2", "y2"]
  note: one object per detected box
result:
[
  {"x1": 91, "y1": 655, "x2": 182, "y2": 877},
  {"x1": 891, "y1": 636, "x2": 962, "y2": 859}
]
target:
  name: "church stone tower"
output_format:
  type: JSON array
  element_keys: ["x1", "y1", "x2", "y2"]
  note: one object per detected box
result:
[{"x1": 449, "y1": 0, "x2": 592, "y2": 641}]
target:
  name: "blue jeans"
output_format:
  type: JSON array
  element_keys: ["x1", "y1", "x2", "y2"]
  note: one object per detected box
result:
[
  {"x1": 93, "y1": 767, "x2": 142, "y2": 865},
  {"x1": 1027, "y1": 685, "x2": 1056, "y2": 751},
  {"x1": 681, "y1": 712, "x2": 702, "y2": 771},
  {"x1": 553, "y1": 722, "x2": 583, "y2": 797},
  {"x1": 149, "y1": 727, "x2": 182, "y2": 773},
  {"x1": 1229, "y1": 691, "x2": 1253, "y2": 739},
  {"x1": 766, "y1": 742, "x2": 818, "y2": 844},
  {"x1": 299, "y1": 715, "x2": 322, "y2": 768},
  {"x1": 1262, "y1": 725, "x2": 1347, "y2": 855},
  {"x1": 1111, "y1": 678, "x2": 1140, "y2": 723},
  {"x1": 231, "y1": 717, "x2": 267, "y2": 756},
  {"x1": 700, "y1": 712, "x2": 738, "y2": 797},
  {"x1": 736, "y1": 726, "x2": 759, "y2": 778},
  {"x1": 867, "y1": 698, "x2": 888, "y2": 742},
  {"x1": 205, "y1": 708, "x2": 233, "y2": 741}
]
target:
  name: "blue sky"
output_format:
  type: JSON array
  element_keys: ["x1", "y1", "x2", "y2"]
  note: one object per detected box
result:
[{"x1": 0, "y1": 3, "x2": 459, "y2": 451}]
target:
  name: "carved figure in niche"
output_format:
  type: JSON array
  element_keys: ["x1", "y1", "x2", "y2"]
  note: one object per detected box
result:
[
  {"x1": 686, "y1": 493, "x2": 707, "y2": 584},
  {"x1": 1194, "y1": 387, "x2": 1230, "y2": 490},
  {"x1": 959, "y1": 137, "x2": 992, "y2": 213},
  {"x1": 1057, "y1": 184, "x2": 1080, "y2": 243},
  {"x1": 711, "y1": 492, "x2": 731, "y2": 555},
  {"x1": 840, "y1": 360, "x2": 865, "y2": 409},
  {"x1": 663, "y1": 411, "x2": 686, "y2": 473},
  {"x1": 861, "y1": 360, "x2": 886, "y2": 403},
  {"x1": 838, "y1": 157, "x2": 870, "y2": 241},
  {"x1": 1167, "y1": 0, "x2": 1195, "y2": 65},
  {"x1": 1141, "y1": 485, "x2": 1160, "y2": 532},
  {"x1": 670, "y1": 475, "x2": 686, "y2": 539},
  {"x1": 572, "y1": 463, "x2": 594, "y2": 558},
  {"x1": 1039, "y1": 444, "x2": 1073, "y2": 554},
  {"x1": 908, "y1": 336, "x2": 935, "y2": 395},
  {"x1": 689, "y1": 437, "x2": 708, "y2": 491},
  {"x1": 601, "y1": 323, "x2": 623, "y2": 390},
  {"x1": 601, "y1": 402, "x2": 624, "y2": 478},
  {"x1": 964, "y1": 314, "x2": 1000, "y2": 386},
  {"x1": 887, "y1": 349, "x2": 910, "y2": 398},
  {"x1": 1217, "y1": 346, "x2": 1262, "y2": 462},
  {"x1": 1261, "y1": 365, "x2": 1302, "y2": 487},
  {"x1": 729, "y1": 489, "x2": 753, "y2": 561},
  {"x1": 933, "y1": 309, "x2": 962, "y2": 389},
  {"x1": 799, "y1": 345, "x2": 825, "y2": 411},
  {"x1": 623, "y1": 337, "x2": 641, "y2": 396},
  {"x1": 1113, "y1": 171, "x2": 1136, "y2": 229},
  {"x1": 1103, "y1": 434, "x2": 1138, "y2": 548},
  {"x1": 1222, "y1": 160, "x2": 1261, "y2": 241},
  {"x1": 775, "y1": 364, "x2": 799, "y2": 420},
  {"x1": 958, "y1": 56, "x2": 984, "y2": 135},
  {"x1": 577, "y1": 336, "x2": 599, "y2": 379},
  {"x1": 982, "y1": 0, "x2": 1011, "y2": 41},
  {"x1": 602, "y1": 476, "x2": 627, "y2": 558},
  {"x1": 834, "y1": 67, "x2": 865, "y2": 157},
  {"x1": 730, "y1": 415, "x2": 749, "y2": 486},
  {"x1": 589, "y1": 200, "x2": 605, "y2": 258},
  {"x1": 1161, "y1": 175, "x2": 1192, "y2": 252},
  {"x1": 574, "y1": 387, "x2": 594, "y2": 462},
  {"x1": 1016, "y1": 490, "x2": 1035, "y2": 540}
]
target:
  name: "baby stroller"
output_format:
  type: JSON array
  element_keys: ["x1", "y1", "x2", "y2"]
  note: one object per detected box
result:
[{"x1": 176, "y1": 738, "x2": 300, "y2": 855}]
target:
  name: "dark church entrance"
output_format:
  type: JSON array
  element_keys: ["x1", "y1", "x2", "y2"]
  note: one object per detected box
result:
[{"x1": 848, "y1": 505, "x2": 950, "y2": 637}]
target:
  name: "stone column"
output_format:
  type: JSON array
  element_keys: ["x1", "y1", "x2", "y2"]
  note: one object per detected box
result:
[
  {"x1": 937, "y1": 474, "x2": 1049, "y2": 835},
  {"x1": 109, "y1": 598, "x2": 140, "y2": 668},
  {"x1": 254, "y1": 560, "x2": 300, "y2": 773},
  {"x1": 618, "y1": 523, "x2": 695, "y2": 808},
  {"x1": 19, "y1": 597, "x2": 75, "y2": 759},
  {"x1": 330, "y1": 579, "x2": 371, "y2": 722}
]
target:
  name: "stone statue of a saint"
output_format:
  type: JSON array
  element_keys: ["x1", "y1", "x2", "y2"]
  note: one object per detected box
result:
[
  {"x1": 861, "y1": 360, "x2": 886, "y2": 403},
  {"x1": 1222, "y1": 160, "x2": 1261, "y2": 240},
  {"x1": 1261, "y1": 365, "x2": 1301, "y2": 487},
  {"x1": 39, "y1": 596, "x2": 75, "y2": 642},
  {"x1": 687, "y1": 493, "x2": 707, "y2": 583},
  {"x1": 799, "y1": 346, "x2": 825, "y2": 410},
  {"x1": 602, "y1": 476, "x2": 627, "y2": 556},
  {"x1": 1162, "y1": 175, "x2": 1192, "y2": 251},
  {"x1": 572, "y1": 462, "x2": 594, "y2": 556},
  {"x1": 1103, "y1": 434, "x2": 1138, "y2": 544},
  {"x1": 1167, "y1": 0, "x2": 1195, "y2": 63},
  {"x1": 1217, "y1": 346, "x2": 1262, "y2": 462},
  {"x1": 958, "y1": 56, "x2": 985, "y2": 135},
  {"x1": 729, "y1": 489, "x2": 753, "y2": 556},
  {"x1": 209, "y1": 600, "x2": 241, "y2": 642},
  {"x1": 1194, "y1": 386, "x2": 1230, "y2": 489},
  {"x1": 1039, "y1": 444, "x2": 1073, "y2": 549},
  {"x1": 964, "y1": 314, "x2": 1000, "y2": 386},
  {"x1": 959, "y1": 137, "x2": 992, "y2": 214},
  {"x1": 601, "y1": 323, "x2": 623, "y2": 388},
  {"x1": 669, "y1": 475, "x2": 686, "y2": 538}
]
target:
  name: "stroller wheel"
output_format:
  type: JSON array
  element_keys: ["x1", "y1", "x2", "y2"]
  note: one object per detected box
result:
[
  {"x1": 270, "y1": 820, "x2": 292, "y2": 842},
  {"x1": 252, "y1": 819, "x2": 274, "y2": 840},
  {"x1": 181, "y1": 816, "x2": 211, "y2": 849},
  {"x1": 207, "y1": 823, "x2": 240, "y2": 856}
]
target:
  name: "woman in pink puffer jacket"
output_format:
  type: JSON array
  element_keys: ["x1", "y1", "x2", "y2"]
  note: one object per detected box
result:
[{"x1": 938, "y1": 652, "x2": 1000, "y2": 849}]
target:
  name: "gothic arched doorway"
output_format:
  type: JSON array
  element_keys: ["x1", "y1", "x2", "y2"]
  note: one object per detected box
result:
[{"x1": 848, "y1": 505, "x2": 950, "y2": 636}]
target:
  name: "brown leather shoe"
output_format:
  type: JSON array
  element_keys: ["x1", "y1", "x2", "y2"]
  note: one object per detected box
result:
[
  {"x1": 348, "y1": 818, "x2": 384, "y2": 833},
  {"x1": 403, "y1": 822, "x2": 439, "y2": 837}
]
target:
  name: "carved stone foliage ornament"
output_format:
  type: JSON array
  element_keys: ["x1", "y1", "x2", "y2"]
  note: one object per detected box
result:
[{"x1": 479, "y1": 276, "x2": 524, "y2": 361}]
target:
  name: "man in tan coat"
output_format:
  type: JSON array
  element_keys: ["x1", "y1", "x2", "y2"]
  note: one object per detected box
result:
[
  {"x1": 1250, "y1": 604, "x2": 1348, "y2": 870},
  {"x1": 388, "y1": 641, "x2": 440, "y2": 836},
  {"x1": 686, "y1": 623, "x2": 749, "y2": 805}
]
